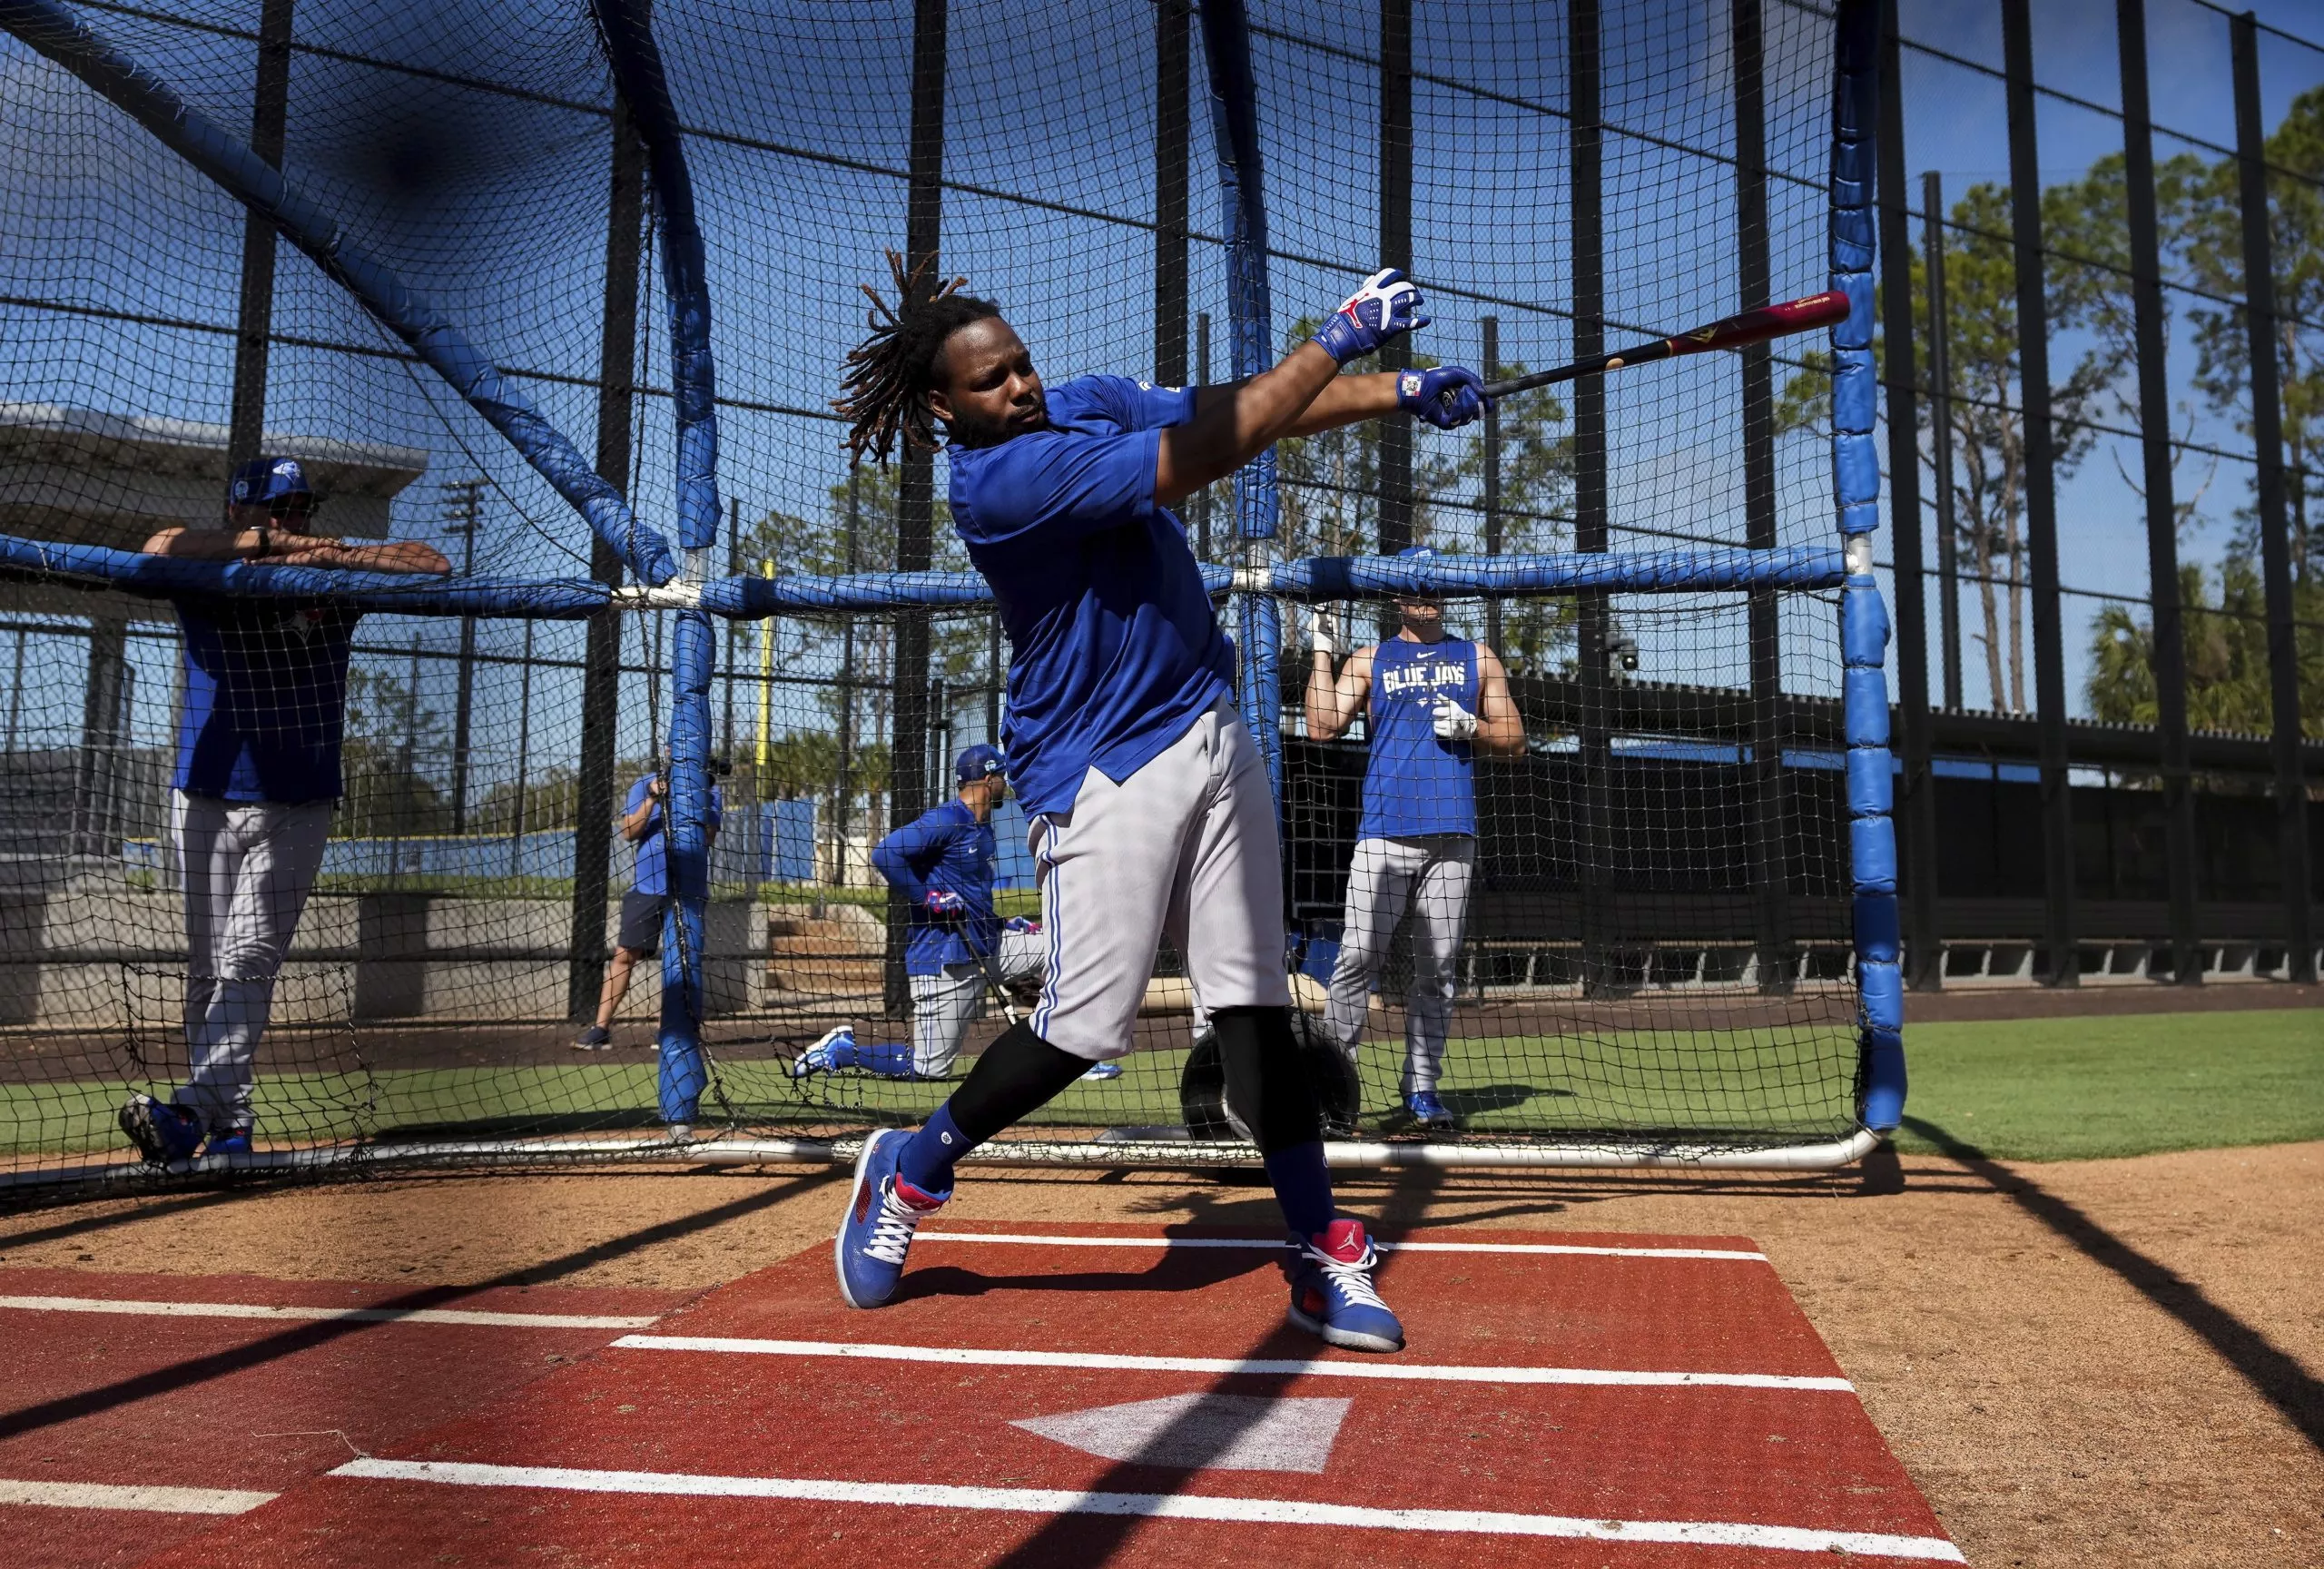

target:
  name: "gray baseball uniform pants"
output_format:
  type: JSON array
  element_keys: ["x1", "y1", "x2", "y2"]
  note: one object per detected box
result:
[
  {"x1": 1030, "y1": 700, "x2": 1291, "y2": 1062},
  {"x1": 908, "y1": 925, "x2": 1046, "y2": 1078},
  {"x1": 1324, "y1": 834, "x2": 1475, "y2": 1097},
  {"x1": 172, "y1": 790, "x2": 332, "y2": 1133}
]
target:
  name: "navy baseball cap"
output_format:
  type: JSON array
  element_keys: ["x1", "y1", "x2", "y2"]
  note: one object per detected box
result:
[
  {"x1": 228, "y1": 457, "x2": 312, "y2": 508},
  {"x1": 955, "y1": 744, "x2": 1005, "y2": 784}
]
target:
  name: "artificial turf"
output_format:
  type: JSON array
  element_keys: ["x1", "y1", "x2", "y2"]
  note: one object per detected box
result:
[
  {"x1": 5, "y1": 1005, "x2": 2314, "y2": 1164},
  {"x1": 1888, "y1": 1008, "x2": 2324, "y2": 1162}
]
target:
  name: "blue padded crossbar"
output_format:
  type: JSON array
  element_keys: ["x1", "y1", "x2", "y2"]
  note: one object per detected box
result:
[
  {"x1": 0, "y1": 0, "x2": 678, "y2": 588},
  {"x1": 0, "y1": 533, "x2": 612, "y2": 617},
  {"x1": 1264, "y1": 546, "x2": 1847, "y2": 599}
]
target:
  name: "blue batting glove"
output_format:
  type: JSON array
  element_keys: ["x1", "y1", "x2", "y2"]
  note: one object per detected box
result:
[
  {"x1": 924, "y1": 889, "x2": 967, "y2": 916},
  {"x1": 1313, "y1": 268, "x2": 1428, "y2": 364},
  {"x1": 1003, "y1": 915, "x2": 1042, "y2": 935},
  {"x1": 1398, "y1": 365, "x2": 1485, "y2": 429}
]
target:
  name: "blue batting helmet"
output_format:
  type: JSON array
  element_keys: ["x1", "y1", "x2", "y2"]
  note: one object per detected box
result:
[
  {"x1": 955, "y1": 743, "x2": 1005, "y2": 784},
  {"x1": 228, "y1": 456, "x2": 312, "y2": 508}
]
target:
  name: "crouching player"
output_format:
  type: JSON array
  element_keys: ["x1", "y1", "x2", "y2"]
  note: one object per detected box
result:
[
  {"x1": 1303, "y1": 553, "x2": 1526, "y2": 1128},
  {"x1": 793, "y1": 744, "x2": 1098, "y2": 1081},
  {"x1": 822, "y1": 252, "x2": 1486, "y2": 1350}
]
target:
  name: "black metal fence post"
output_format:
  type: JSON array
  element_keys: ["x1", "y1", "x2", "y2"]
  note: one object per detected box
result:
[
  {"x1": 566, "y1": 92, "x2": 647, "y2": 1022},
  {"x1": 1377, "y1": 0, "x2": 1413, "y2": 579},
  {"x1": 1482, "y1": 314, "x2": 1502, "y2": 654},
  {"x1": 225, "y1": 0, "x2": 293, "y2": 472},
  {"x1": 2230, "y1": 13, "x2": 2317, "y2": 983},
  {"x1": 2002, "y1": 0, "x2": 2077, "y2": 986},
  {"x1": 1571, "y1": 0, "x2": 1613, "y2": 994},
  {"x1": 1877, "y1": 0, "x2": 1940, "y2": 990},
  {"x1": 1922, "y1": 171, "x2": 1964, "y2": 715},
  {"x1": 889, "y1": 0, "x2": 946, "y2": 1014},
  {"x1": 2118, "y1": 0, "x2": 2202, "y2": 984},
  {"x1": 1156, "y1": 0, "x2": 1190, "y2": 390},
  {"x1": 1736, "y1": 0, "x2": 1793, "y2": 994}
]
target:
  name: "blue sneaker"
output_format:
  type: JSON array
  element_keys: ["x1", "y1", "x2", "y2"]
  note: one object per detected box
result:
[
  {"x1": 202, "y1": 1128, "x2": 251, "y2": 1159},
  {"x1": 834, "y1": 1128, "x2": 947, "y2": 1308},
  {"x1": 1285, "y1": 1219, "x2": 1404, "y2": 1353},
  {"x1": 1406, "y1": 1091, "x2": 1455, "y2": 1130},
  {"x1": 1079, "y1": 1060, "x2": 1122, "y2": 1081},
  {"x1": 118, "y1": 1094, "x2": 201, "y2": 1165},
  {"x1": 794, "y1": 1025, "x2": 853, "y2": 1079}
]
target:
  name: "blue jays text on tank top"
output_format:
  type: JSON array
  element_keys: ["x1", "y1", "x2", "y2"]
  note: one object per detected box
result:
[{"x1": 1357, "y1": 636, "x2": 1479, "y2": 839}]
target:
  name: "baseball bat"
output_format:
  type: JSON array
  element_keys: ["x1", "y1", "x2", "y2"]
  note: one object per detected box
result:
[{"x1": 1478, "y1": 289, "x2": 1848, "y2": 400}]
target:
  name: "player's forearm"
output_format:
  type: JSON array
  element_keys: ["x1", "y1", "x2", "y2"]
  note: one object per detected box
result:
[
  {"x1": 1154, "y1": 342, "x2": 1341, "y2": 504},
  {"x1": 1276, "y1": 372, "x2": 1403, "y2": 439},
  {"x1": 277, "y1": 539, "x2": 453, "y2": 576},
  {"x1": 141, "y1": 526, "x2": 264, "y2": 560},
  {"x1": 1475, "y1": 715, "x2": 1527, "y2": 756},
  {"x1": 1303, "y1": 660, "x2": 1355, "y2": 738}
]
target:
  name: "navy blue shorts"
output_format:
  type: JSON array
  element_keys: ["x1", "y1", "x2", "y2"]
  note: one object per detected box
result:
[{"x1": 617, "y1": 890, "x2": 667, "y2": 956}]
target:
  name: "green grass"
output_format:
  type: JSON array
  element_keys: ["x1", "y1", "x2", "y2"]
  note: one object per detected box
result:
[
  {"x1": 11, "y1": 1009, "x2": 2313, "y2": 1164},
  {"x1": 1888, "y1": 1008, "x2": 2324, "y2": 1162}
]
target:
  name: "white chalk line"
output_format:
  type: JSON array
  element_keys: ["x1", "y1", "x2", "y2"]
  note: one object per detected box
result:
[
  {"x1": 610, "y1": 1335, "x2": 1852, "y2": 1392},
  {"x1": 0, "y1": 1294, "x2": 658, "y2": 1330},
  {"x1": 0, "y1": 1477, "x2": 278, "y2": 1515},
  {"x1": 915, "y1": 1236, "x2": 1766, "y2": 1264},
  {"x1": 914, "y1": 1231, "x2": 1768, "y2": 1261},
  {"x1": 329, "y1": 1457, "x2": 1962, "y2": 1562}
]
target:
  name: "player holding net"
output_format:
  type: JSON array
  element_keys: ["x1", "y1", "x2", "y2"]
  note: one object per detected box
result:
[
  {"x1": 826, "y1": 252, "x2": 1484, "y2": 1350},
  {"x1": 1303, "y1": 553, "x2": 1526, "y2": 1129},
  {"x1": 118, "y1": 458, "x2": 451, "y2": 1163}
]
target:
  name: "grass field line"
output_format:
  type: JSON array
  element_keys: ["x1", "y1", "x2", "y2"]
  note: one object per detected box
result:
[
  {"x1": 610, "y1": 1335, "x2": 1855, "y2": 1391},
  {"x1": 913, "y1": 1231, "x2": 1769, "y2": 1261},
  {"x1": 331, "y1": 1457, "x2": 1960, "y2": 1560},
  {"x1": 0, "y1": 1293, "x2": 659, "y2": 1329}
]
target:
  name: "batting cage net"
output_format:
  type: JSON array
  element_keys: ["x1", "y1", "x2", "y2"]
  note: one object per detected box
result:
[{"x1": 0, "y1": 0, "x2": 1891, "y2": 1190}]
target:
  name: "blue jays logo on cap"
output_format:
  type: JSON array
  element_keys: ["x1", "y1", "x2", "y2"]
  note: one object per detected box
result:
[
  {"x1": 229, "y1": 456, "x2": 311, "y2": 507},
  {"x1": 955, "y1": 743, "x2": 1005, "y2": 784}
]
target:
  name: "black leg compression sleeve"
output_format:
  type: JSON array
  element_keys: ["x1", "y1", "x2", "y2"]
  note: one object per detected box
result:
[
  {"x1": 942, "y1": 1021, "x2": 1096, "y2": 1147},
  {"x1": 1211, "y1": 1005, "x2": 1322, "y2": 1154}
]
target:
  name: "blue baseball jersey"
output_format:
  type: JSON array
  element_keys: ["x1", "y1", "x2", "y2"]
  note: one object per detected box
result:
[
  {"x1": 947, "y1": 374, "x2": 1234, "y2": 817},
  {"x1": 625, "y1": 775, "x2": 724, "y2": 897},
  {"x1": 171, "y1": 598, "x2": 361, "y2": 804},
  {"x1": 1357, "y1": 636, "x2": 1480, "y2": 839},
  {"x1": 872, "y1": 797, "x2": 1000, "y2": 976}
]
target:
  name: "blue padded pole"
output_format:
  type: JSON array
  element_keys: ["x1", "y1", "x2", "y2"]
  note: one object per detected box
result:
[
  {"x1": 591, "y1": 0, "x2": 720, "y2": 1123},
  {"x1": 0, "y1": 0, "x2": 677, "y2": 588},
  {"x1": 655, "y1": 608, "x2": 714, "y2": 1126},
  {"x1": 1830, "y1": 0, "x2": 1904, "y2": 1134},
  {"x1": 1196, "y1": 0, "x2": 1284, "y2": 809},
  {"x1": 0, "y1": 533, "x2": 614, "y2": 615}
]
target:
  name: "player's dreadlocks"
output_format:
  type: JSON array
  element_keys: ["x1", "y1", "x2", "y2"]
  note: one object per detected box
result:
[{"x1": 834, "y1": 250, "x2": 1002, "y2": 463}]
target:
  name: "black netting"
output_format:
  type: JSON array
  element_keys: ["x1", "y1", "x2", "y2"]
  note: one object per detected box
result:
[{"x1": 0, "y1": 0, "x2": 1862, "y2": 1187}]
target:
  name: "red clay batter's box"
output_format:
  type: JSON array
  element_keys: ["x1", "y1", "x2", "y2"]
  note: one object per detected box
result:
[
  {"x1": 0, "y1": 1268, "x2": 684, "y2": 1569},
  {"x1": 140, "y1": 1224, "x2": 1964, "y2": 1567}
]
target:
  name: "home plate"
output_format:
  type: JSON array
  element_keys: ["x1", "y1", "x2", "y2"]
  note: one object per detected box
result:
[{"x1": 1011, "y1": 1394, "x2": 1351, "y2": 1473}]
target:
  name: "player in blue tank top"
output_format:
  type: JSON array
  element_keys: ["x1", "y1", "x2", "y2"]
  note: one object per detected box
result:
[
  {"x1": 822, "y1": 251, "x2": 1491, "y2": 1352},
  {"x1": 116, "y1": 456, "x2": 449, "y2": 1168},
  {"x1": 1304, "y1": 547, "x2": 1526, "y2": 1128}
]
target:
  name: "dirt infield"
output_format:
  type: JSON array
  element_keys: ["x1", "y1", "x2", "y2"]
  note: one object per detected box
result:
[{"x1": 1, "y1": 1135, "x2": 2317, "y2": 1567}]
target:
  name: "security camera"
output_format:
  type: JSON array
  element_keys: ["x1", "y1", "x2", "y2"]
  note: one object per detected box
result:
[{"x1": 1607, "y1": 633, "x2": 1640, "y2": 678}]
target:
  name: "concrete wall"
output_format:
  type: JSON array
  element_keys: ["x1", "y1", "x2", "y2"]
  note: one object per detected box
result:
[{"x1": 0, "y1": 879, "x2": 767, "y2": 1026}]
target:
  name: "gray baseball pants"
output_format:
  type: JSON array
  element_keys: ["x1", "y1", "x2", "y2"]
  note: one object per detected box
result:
[
  {"x1": 1324, "y1": 833, "x2": 1475, "y2": 1096},
  {"x1": 172, "y1": 790, "x2": 333, "y2": 1133},
  {"x1": 1029, "y1": 700, "x2": 1290, "y2": 1062},
  {"x1": 908, "y1": 924, "x2": 1046, "y2": 1078}
]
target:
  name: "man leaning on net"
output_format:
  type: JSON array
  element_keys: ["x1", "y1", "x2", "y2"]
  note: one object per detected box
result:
[{"x1": 118, "y1": 457, "x2": 449, "y2": 1165}]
